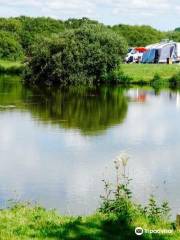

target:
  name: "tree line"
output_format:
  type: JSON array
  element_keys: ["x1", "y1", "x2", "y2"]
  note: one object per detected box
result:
[{"x1": 0, "y1": 16, "x2": 180, "y2": 61}]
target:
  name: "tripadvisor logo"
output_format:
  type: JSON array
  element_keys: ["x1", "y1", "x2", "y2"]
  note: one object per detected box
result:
[{"x1": 135, "y1": 227, "x2": 144, "y2": 236}]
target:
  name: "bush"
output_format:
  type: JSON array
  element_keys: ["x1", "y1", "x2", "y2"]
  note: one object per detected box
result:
[
  {"x1": 24, "y1": 24, "x2": 128, "y2": 86},
  {"x1": 105, "y1": 68, "x2": 132, "y2": 84},
  {"x1": 0, "y1": 31, "x2": 24, "y2": 60},
  {"x1": 169, "y1": 72, "x2": 180, "y2": 87}
]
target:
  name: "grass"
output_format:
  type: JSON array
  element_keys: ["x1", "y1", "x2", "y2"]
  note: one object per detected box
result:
[
  {"x1": 0, "y1": 60, "x2": 24, "y2": 74},
  {"x1": 121, "y1": 64, "x2": 180, "y2": 83},
  {"x1": 0, "y1": 203, "x2": 132, "y2": 240},
  {"x1": 0, "y1": 203, "x2": 179, "y2": 240}
]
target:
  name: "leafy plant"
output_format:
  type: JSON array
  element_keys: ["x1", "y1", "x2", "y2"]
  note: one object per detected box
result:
[
  {"x1": 100, "y1": 154, "x2": 171, "y2": 227},
  {"x1": 99, "y1": 153, "x2": 135, "y2": 222}
]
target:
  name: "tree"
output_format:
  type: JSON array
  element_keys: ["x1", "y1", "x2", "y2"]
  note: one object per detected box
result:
[
  {"x1": 112, "y1": 24, "x2": 165, "y2": 47},
  {"x1": 16, "y1": 16, "x2": 65, "y2": 52},
  {"x1": 25, "y1": 24, "x2": 128, "y2": 86},
  {"x1": 64, "y1": 17, "x2": 99, "y2": 29},
  {"x1": 0, "y1": 31, "x2": 24, "y2": 60},
  {"x1": 165, "y1": 31, "x2": 180, "y2": 42}
]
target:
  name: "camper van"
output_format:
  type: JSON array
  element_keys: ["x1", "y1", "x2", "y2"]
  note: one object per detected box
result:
[
  {"x1": 142, "y1": 41, "x2": 180, "y2": 64},
  {"x1": 125, "y1": 47, "x2": 147, "y2": 63}
]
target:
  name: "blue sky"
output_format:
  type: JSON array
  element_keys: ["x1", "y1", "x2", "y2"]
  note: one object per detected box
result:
[{"x1": 0, "y1": 0, "x2": 180, "y2": 30}]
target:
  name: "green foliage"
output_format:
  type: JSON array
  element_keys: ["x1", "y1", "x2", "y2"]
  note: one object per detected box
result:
[
  {"x1": 151, "y1": 73, "x2": 167, "y2": 88},
  {"x1": 165, "y1": 31, "x2": 180, "y2": 42},
  {"x1": 0, "y1": 17, "x2": 65, "y2": 57},
  {"x1": 99, "y1": 154, "x2": 134, "y2": 221},
  {"x1": 144, "y1": 195, "x2": 171, "y2": 224},
  {"x1": 169, "y1": 72, "x2": 180, "y2": 87},
  {"x1": 17, "y1": 16, "x2": 65, "y2": 51},
  {"x1": 106, "y1": 68, "x2": 132, "y2": 84},
  {"x1": 0, "y1": 17, "x2": 22, "y2": 33},
  {"x1": 64, "y1": 17, "x2": 99, "y2": 29},
  {"x1": 112, "y1": 24, "x2": 165, "y2": 47},
  {"x1": 0, "y1": 31, "x2": 24, "y2": 60},
  {"x1": 24, "y1": 24, "x2": 128, "y2": 85}
]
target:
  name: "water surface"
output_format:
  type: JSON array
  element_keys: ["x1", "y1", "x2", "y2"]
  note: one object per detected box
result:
[{"x1": 0, "y1": 75, "x2": 180, "y2": 216}]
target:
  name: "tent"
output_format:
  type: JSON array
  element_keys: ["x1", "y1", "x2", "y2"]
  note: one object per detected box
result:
[{"x1": 142, "y1": 41, "x2": 180, "y2": 63}]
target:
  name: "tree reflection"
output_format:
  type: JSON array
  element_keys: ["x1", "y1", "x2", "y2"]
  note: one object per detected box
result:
[
  {"x1": 26, "y1": 86, "x2": 128, "y2": 135},
  {"x1": 0, "y1": 75, "x2": 129, "y2": 135}
]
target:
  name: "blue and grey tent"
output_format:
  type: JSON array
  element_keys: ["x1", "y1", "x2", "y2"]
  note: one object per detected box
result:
[{"x1": 142, "y1": 41, "x2": 180, "y2": 63}]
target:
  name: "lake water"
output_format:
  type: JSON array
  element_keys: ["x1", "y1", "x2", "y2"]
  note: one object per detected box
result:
[{"x1": 0, "y1": 75, "x2": 180, "y2": 217}]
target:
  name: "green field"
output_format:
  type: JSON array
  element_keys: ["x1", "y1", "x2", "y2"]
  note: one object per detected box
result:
[{"x1": 122, "y1": 64, "x2": 180, "y2": 82}]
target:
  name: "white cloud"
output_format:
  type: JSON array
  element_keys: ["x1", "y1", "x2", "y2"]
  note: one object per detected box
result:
[{"x1": 0, "y1": 0, "x2": 180, "y2": 29}]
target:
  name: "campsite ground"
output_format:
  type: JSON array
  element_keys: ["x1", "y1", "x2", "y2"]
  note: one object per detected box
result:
[{"x1": 122, "y1": 64, "x2": 180, "y2": 82}]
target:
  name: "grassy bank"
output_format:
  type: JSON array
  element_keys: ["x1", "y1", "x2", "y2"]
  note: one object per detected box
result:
[
  {"x1": 0, "y1": 60, "x2": 24, "y2": 74},
  {"x1": 0, "y1": 204, "x2": 134, "y2": 240},
  {"x1": 0, "y1": 203, "x2": 179, "y2": 240},
  {"x1": 121, "y1": 64, "x2": 180, "y2": 83}
]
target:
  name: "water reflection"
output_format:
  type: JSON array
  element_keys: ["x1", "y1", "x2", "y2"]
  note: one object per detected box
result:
[
  {"x1": 0, "y1": 76, "x2": 128, "y2": 135},
  {"x1": 25, "y1": 86, "x2": 128, "y2": 135}
]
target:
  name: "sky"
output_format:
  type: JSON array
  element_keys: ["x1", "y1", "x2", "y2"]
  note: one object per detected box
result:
[{"x1": 0, "y1": 0, "x2": 180, "y2": 31}]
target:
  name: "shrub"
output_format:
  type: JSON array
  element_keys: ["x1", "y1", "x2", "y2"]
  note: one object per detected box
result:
[
  {"x1": 169, "y1": 72, "x2": 180, "y2": 87},
  {"x1": 24, "y1": 24, "x2": 128, "y2": 86},
  {"x1": 105, "y1": 68, "x2": 132, "y2": 84}
]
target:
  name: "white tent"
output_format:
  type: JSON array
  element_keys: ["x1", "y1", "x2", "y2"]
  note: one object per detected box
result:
[{"x1": 142, "y1": 40, "x2": 180, "y2": 63}]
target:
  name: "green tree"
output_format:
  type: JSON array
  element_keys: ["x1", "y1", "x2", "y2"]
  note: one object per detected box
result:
[
  {"x1": 0, "y1": 17, "x2": 22, "y2": 33},
  {"x1": 165, "y1": 31, "x2": 180, "y2": 42},
  {"x1": 0, "y1": 31, "x2": 24, "y2": 60},
  {"x1": 17, "y1": 16, "x2": 65, "y2": 51},
  {"x1": 64, "y1": 17, "x2": 99, "y2": 29},
  {"x1": 112, "y1": 24, "x2": 165, "y2": 47},
  {"x1": 25, "y1": 24, "x2": 127, "y2": 86}
]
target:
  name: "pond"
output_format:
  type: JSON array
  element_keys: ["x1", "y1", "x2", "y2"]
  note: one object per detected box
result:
[{"x1": 0, "y1": 75, "x2": 180, "y2": 217}]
